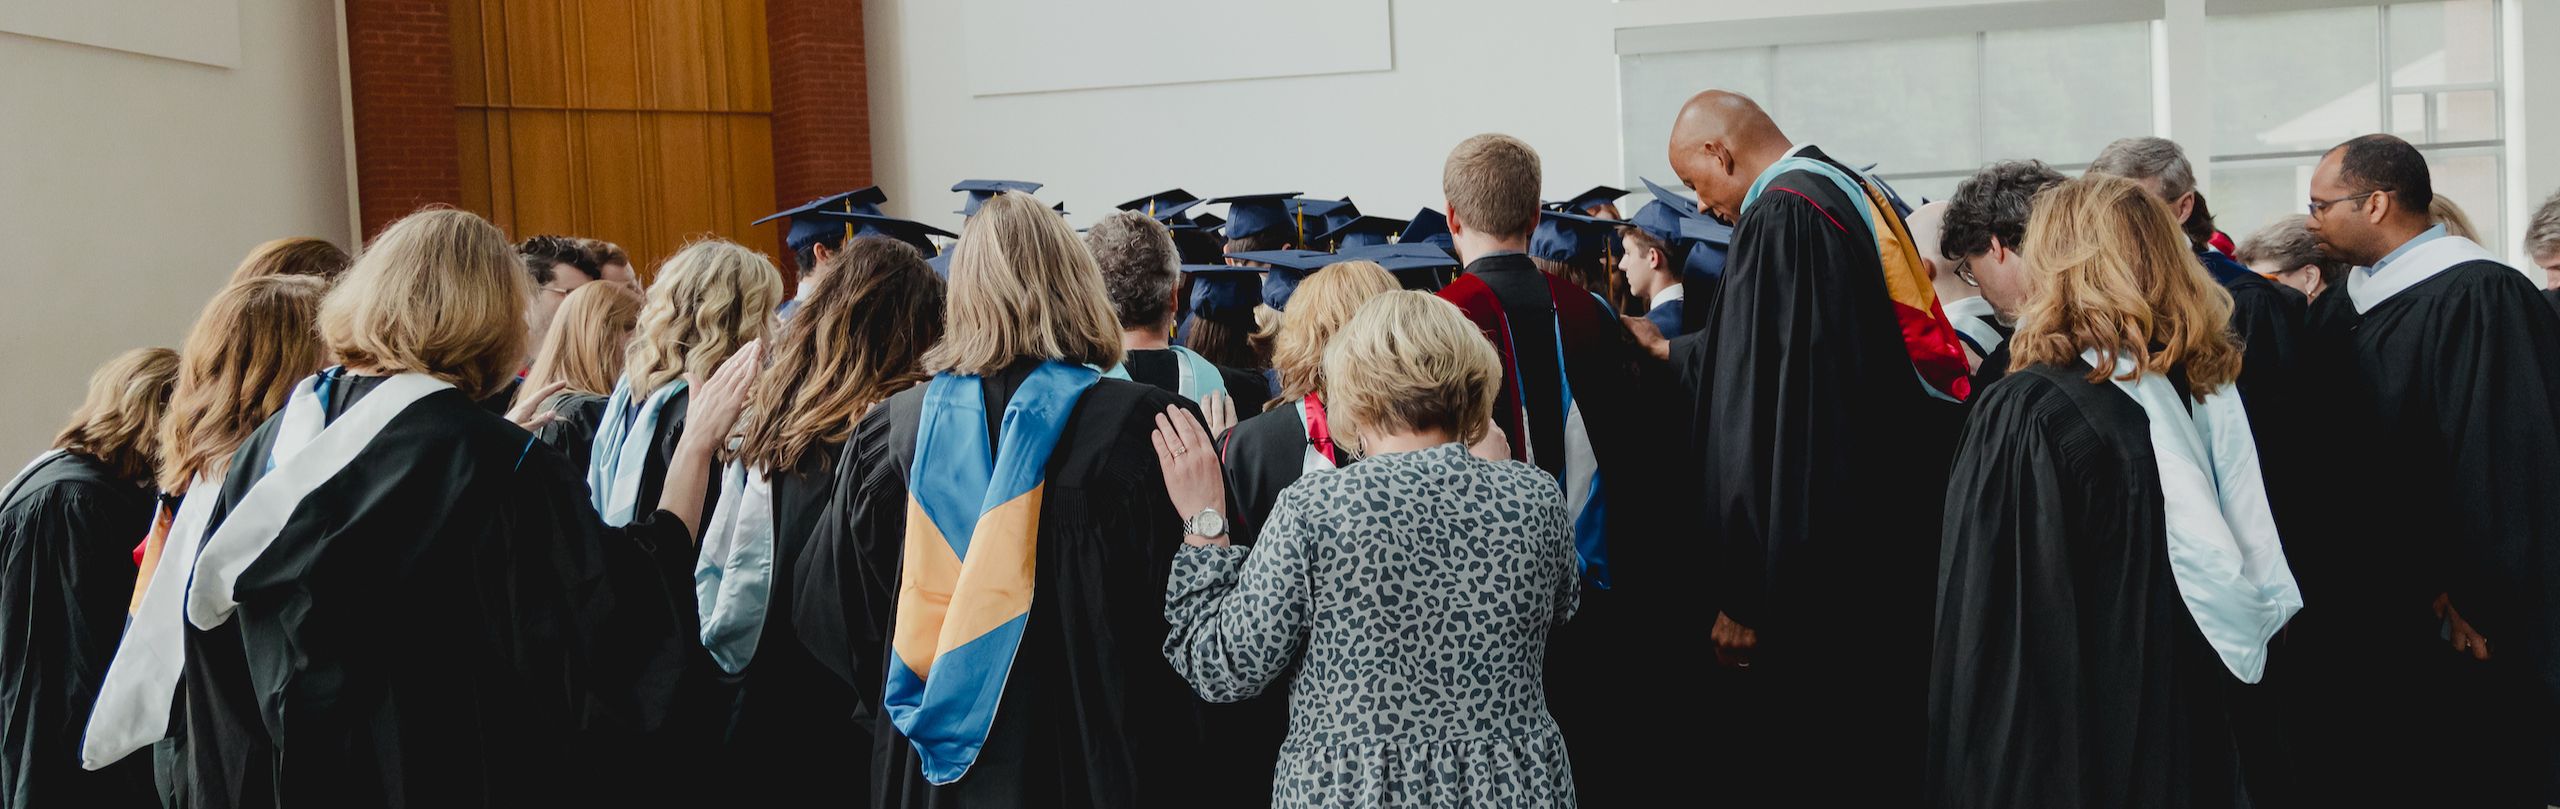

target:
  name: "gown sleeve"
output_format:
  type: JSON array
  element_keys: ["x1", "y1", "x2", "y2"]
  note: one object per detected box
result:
[
  {"x1": 0, "y1": 480, "x2": 157, "y2": 809},
  {"x1": 2420, "y1": 272, "x2": 2560, "y2": 694},
  {"x1": 791, "y1": 405, "x2": 907, "y2": 732},
  {"x1": 1161, "y1": 484, "x2": 1316, "y2": 704}
]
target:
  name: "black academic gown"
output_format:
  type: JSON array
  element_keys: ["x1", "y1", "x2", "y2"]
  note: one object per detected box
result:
[
  {"x1": 712, "y1": 438, "x2": 869, "y2": 805},
  {"x1": 1683, "y1": 145, "x2": 1968, "y2": 802},
  {"x1": 1217, "y1": 405, "x2": 1327, "y2": 548},
  {"x1": 792, "y1": 360, "x2": 1221, "y2": 808},
  {"x1": 2285, "y1": 261, "x2": 2560, "y2": 806},
  {"x1": 168, "y1": 375, "x2": 706, "y2": 809},
  {"x1": 1929, "y1": 363, "x2": 2250, "y2": 809},
  {"x1": 1120, "y1": 347, "x2": 1273, "y2": 410},
  {"x1": 530, "y1": 390, "x2": 610, "y2": 468},
  {"x1": 0, "y1": 451, "x2": 157, "y2": 809}
]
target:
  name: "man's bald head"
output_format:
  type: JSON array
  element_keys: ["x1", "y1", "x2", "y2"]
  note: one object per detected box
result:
[{"x1": 1666, "y1": 90, "x2": 1794, "y2": 222}]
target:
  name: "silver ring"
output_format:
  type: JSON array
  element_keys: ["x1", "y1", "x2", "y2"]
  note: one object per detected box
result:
[{"x1": 1173, "y1": 445, "x2": 1188, "y2": 456}]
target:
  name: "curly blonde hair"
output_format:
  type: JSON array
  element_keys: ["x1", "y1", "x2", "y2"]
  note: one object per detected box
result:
[
  {"x1": 622, "y1": 239, "x2": 784, "y2": 394},
  {"x1": 2010, "y1": 174, "x2": 2240, "y2": 398},
  {"x1": 55, "y1": 348, "x2": 182, "y2": 483},
  {"x1": 1322, "y1": 292, "x2": 1500, "y2": 452},
  {"x1": 160, "y1": 275, "x2": 329, "y2": 493},
  {"x1": 1269, "y1": 260, "x2": 1397, "y2": 407}
]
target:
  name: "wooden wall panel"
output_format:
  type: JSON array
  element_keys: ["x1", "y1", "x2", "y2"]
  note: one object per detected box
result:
[{"x1": 455, "y1": 0, "x2": 774, "y2": 279}]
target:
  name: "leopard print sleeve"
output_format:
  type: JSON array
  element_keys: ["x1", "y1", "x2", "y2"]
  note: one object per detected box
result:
[{"x1": 1160, "y1": 485, "x2": 1318, "y2": 704}]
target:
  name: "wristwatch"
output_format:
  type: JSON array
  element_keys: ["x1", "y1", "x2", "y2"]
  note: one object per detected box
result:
[{"x1": 1182, "y1": 508, "x2": 1228, "y2": 539}]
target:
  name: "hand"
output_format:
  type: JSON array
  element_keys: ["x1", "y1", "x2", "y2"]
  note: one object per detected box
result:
[
  {"x1": 1621, "y1": 316, "x2": 1671, "y2": 362},
  {"x1": 1148, "y1": 404, "x2": 1227, "y2": 546},
  {"x1": 678, "y1": 341, "x2": 762, "y2": 456},
  {"x1": 1200, "y1": 390, "x2": 1239, "y2": 441},
  {"x1": 1468, "y1": 418, "x2": 1510, "y2": 462},
  {"x1": 504, "y1": 379, "x2": 570, "y2": 432},
  {"x1": 1712, "y1": 611, "x2": 1757, "y2": 669},
  {"x1": 2446, "y1": 597, "x2": 2491, "y2": 662}
]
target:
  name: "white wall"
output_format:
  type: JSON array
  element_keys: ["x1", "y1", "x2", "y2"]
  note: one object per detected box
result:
[
  {"x1": 0, "y1": 0, "x2": 352, "y2": 466},
  {"x1": 862, "y1": 0, "x2": 1624, "y2": 231}
]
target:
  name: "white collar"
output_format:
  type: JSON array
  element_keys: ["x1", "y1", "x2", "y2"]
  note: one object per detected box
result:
[
  {"x1": 1942, "y1": 294, "x2": 1996, "y2": 320},
  {"x1": 2343, "y1": 234, "x2": 2507, "y2": 314},
  {"x1": 1649, "y1": 283, "x2": 1686, "y2": 310}
]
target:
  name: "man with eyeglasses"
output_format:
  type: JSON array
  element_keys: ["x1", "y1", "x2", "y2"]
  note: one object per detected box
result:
[
  {"x1": 1937, "y1": 160, "x2": 2064, "y2": 390},
  {"x1": 2290, "y1": 132, "x2": 2560, "y2": 806}
]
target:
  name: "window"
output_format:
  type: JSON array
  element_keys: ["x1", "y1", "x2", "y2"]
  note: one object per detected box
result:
[
  {"x1": 2206, "y1": 0, "x2": 2503, "y2": 252},
  {"x1": 1617, "y1": 21, "x2": 2154, "y2": 206}
]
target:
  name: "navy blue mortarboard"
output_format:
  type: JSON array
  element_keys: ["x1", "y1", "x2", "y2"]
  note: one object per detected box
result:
[
  {"x1": 1311, "y1": 215, "x2": 1408, "y2": 251},
  {"x1": 1677, "y1": 216, "x2": 1735, "y2": 281},
  {"x1": 1118, "y1": 190, "x2": 1204, "y2": 224},
  {"x1": 951, "y1": 180, "x2": 1044, "y2": 216},
  {"x1": 1336, "y1": 243, "x2": 1460, "y2": 291},
  {"x1": 1529, "y1": 210, "x2": 1629, "y2": 266},
  {"x1": 1182, "y1": 264, "x2": 1264, "y2": 324},
  {"x1": 755, "y1": 187, "x2": 889, "y2": 252},
  {"x1": 1225, "y1": 248, "x2": 1336, "y2": 310},
  {"x1": 1629, "y1": 198, "x2": 1689, "y2": 246},
  {"x1": 1287, "y1": 198, "x2": 1360, "y2": 235},
  {"x1": 1053, "y1": 202, "x2": 1071, "y2": 216},
  {"x1": 809, "y1": 211, "x2": 957, "y2": 259},
  {"x1": 1639, "y1": 177, "x2": 1703, "y2": 219},
  {"x1": 1208, "y1": 193, "x2": 1306, "y2": 244},
  {"x1": 1550, "y1": 186, "x2": 1630, "y2": 215},
  {"x1": 1398, "y1": 208, "x2": 1454, "y2": 252},
  {"x1": 1190, "y1": 212, "x2": 1226, "y2": 237}
]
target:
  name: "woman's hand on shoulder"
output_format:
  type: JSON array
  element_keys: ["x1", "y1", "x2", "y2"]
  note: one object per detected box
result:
[{"x1": 1149, "y1": 403, "x2": 1228, "y2": 547}]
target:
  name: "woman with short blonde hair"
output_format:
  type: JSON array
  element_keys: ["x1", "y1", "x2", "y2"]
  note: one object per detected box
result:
[
  {"x1": 1931, "y1": 174, "x2": 2298, "y2": 806},
  {"x1": 515, "y1": 280, "x2": 645, "y2": 465},
  {"x1": 790, "y1": 190, "x2": 1226, "y2": 805},
  {"x1": 0, "y1": 347, "x2": 177, "y2": 808},
  {"x1": 1216, "y1": 260, "x2": 1397, "y2": 545},
  {"x1": 120, "y1": 207, "x2": 760, "y2": 807},
  {"x1": 1154, "y1": 290, "x2": 1579, "y2": 806},
  {"x1": 589, "y1": 238, "x2": 782, "y2": 526}
]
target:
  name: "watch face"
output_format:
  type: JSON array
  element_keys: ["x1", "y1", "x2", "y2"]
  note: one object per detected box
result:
[{"x1": 1194, "y1": 510, "x2": 1226, "y2": 536}]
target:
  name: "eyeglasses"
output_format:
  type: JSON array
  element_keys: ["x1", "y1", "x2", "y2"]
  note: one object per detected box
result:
[
  {"x1": 1952, "y1": 257, "x2": 1979, "y2": 288},
  {"x1": 2308, "y1": 189, "x2": 2384, "y2": 217}
]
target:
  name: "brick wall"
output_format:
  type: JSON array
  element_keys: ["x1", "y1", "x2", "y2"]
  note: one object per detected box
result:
[
  {"x1": 345, "y1": 0, "x2": 461, "y2": 244},
  {"x1": 764, "y1": 0, "x2": 872, "y2": 273}
]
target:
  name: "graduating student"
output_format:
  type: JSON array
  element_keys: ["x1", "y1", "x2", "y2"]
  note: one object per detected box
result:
[
  {"x1": 1217, "y1": 259, "x2": 1397, "y2": 545},
  {"x1": 1938, "y1": 160, "x2": 2068, "y2": 391},
  {"x1": 1087, "y1": 210, "x2": 1272, "y2": 410},
  {"x1": 1664, "y1": 90, "x2": 1972, "y2": 802},
  {"x1": 152, "y1": 209, "x2": 757, "y2": 808},
  {"x1": 512, "y1": 280, "x2": 645, "y2": 465},
  {"x1": 0, "y1": 348, "x2": 177, "y2": 809},
  {"x1": 1621, "y1": 196, "x2": 1702, "y2": 337},
  {"x1": 1528, "y1": 208, "x2": 1629, "y2": 304},
  {"x1": 2287, "y1": 134, "x2": 2560, "y2": 806},
  {"x1": 80, "y1": 277, "x2": 326, "y2": 803},
  {"x1": 1636, "y1": 176, "x2": 1733, "y2": 336},
  {"x1": 587, "y1": 239, "x2": 784, "y2": 528},
  {"x1": 696, "y1": 236, "x2": 944, "y2": 805},
  {"x1": 755, "y1": 187, "x2": 890, "y2": 315},
  {"x1": 1553, "y1": 184, "x2": 1630, "y2": 220},
  {"x1": 790, "y1": 191, "x2": 1215, "y2": 808},
  {"x1": 1930, "y1": 175, "x2": 2302, "y2": 808},
  {"x1": 1432, "y1": 133, "x2": 1672, "y2": 804}
]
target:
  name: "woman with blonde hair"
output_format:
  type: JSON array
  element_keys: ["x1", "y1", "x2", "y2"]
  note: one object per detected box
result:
[
  {"x1": 691, "y1": 236, "x2": 943, "y2": 803},
  {"x1": 225, "y1": 237, "x2": 351, "y2": 283},
  {"x1": 1216, "y1": 259, "x2": 1396, "y2": 546},
  {"x1": 588, "y1": 238, "x2": 783, "y2": 527},
  {"x1": 80, "y1": 275, "x2": 326, "y2": 785},
  {"x1": 144, "y1": 208, "x2": 759, "y2": 808},
  {"x1": 1155, "y1": 291, "x2": 1578, "y2": 806},
  {"x1": 1929, "y1": 174, "x2": 2300, "y2": 807},
  {"x1": 0, "y1": 347, "x2": 177, "y2": 809},
  {"x1": 513, "y1": 280, "x2": 646, "y2": 465},
  {"x1": 789, "y1": 191, "x2": 1216, "y2": 807}
]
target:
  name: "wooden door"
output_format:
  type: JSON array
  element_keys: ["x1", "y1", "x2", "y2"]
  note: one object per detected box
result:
[{"x1": 453, "y1": 0, "x2": 775, "y2": 281}]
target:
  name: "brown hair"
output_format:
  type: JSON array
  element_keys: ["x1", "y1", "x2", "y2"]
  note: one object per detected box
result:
[
  {"x1": 923, "y1": 192, "x2": 1124, "y2": 374},
  {"x1": 55, "y1": 348, "x2": 182, "y2": 483},
  {"x1": 1442, "y1": 134, "x2": 1543, "y2": 239},
  {"x1": 1270, "y1": 261, "x2": 1399, "y2": 406},
  {"x1": 735, "y1": 237, "x2": 946, "y2": 472},
  {"x1": 518, "y1": 280, "x2": 646, "y2": 406},
  {"x1": 1185, "y1": 316, "x2": 1265, "y2": 371},
  {"x1": 624, "y1": 239, "x2": 785, "y2": 393},
  {"x1": 1085, "y1": 211, "x2": 1180, "y2": 329},
  {"x1": 159, "y1": 275, "x2": 329, "y2": 494},
  {"x1": 320, "y1": 208, "x2": 529, "y2": 399},
  {"x1": 583, "y1": 238, "x2": 631, "y2": 271},
  {"x1": 228, "y1": 237, "x2": 352, "y2": 284},
  {"x1": 1323, "y1": 292, "x2": 1500, "y2": 451},
  {"x1": 2010, "y1": 174, "x2": 2240, "y2": 398}
]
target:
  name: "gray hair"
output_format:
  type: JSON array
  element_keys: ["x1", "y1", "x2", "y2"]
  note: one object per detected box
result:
[
  {"x1": 1083, "y1": 210, "x2": 1180, "y2": 329},
  {"x1": 2235, "y1": 214, "x2": 2338, "y2": 275},
  {"x1": 2530, "y1": 189, "x2": 2560, "y2": 259},
  {"x1": 2087, "y1": 136, "x2": 2197, "y2": 202}
]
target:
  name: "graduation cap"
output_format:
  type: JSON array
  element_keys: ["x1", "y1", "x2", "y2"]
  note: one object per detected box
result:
[
  {"x1": 1225, "y1": 248, "x2": 1336, "y2": 310},
  {"x1": 809, "y1": 211, "x2": 957, "y2": 259},
  {"x1": 1639, "y1": 177, "x2": 1703, "y2": 219},
  {"x1": 1311, "y1": 215, "x2": 1408, "y2": 251},
  {"x1": 1182, "y1": 264, "x2": 1264, "y2": 325},
  {"x1": 1208, "y1": 193, "x2": 1306, "y2": 244},
  {"x1": 1549, "y1": 186, "x2": 1629, "y2": 215},
  {"x1": 1287, "y1": 198, "x2": 1360, "y2": 236},
  {"x1": 1629, "y1": 198, "x2": 1689, "y2": 247},
  {"x1": 1399, "y1": 208, "x2": 1455, "y2": 252},
  {"x1": 1190, "y1": 212, "x2": 1226, "y2": 237},
  {"x1": 1118, "y1": 190, "x2": 1205, "y2": 224},
  {"x1": 951, "y1": 180, "x2": 1044, "y2": 216},
  {"x1": 754, "y1": 187, "x2": 890, "y2": 252},
  {"x1": 1529, "y1": 210, "x2": 1630, "y2": 266},
  {"x1": 1677, "y1": 216, "x2": 1735, "y2": 282},
  {"x1": 1336, "y1": 243, "x2": 1459, "y2": 291}
]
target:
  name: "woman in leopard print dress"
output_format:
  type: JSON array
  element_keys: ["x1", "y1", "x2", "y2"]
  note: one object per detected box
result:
[{"x1": 1151, "y1": 292, "x2": 1580, "y2": 807}]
